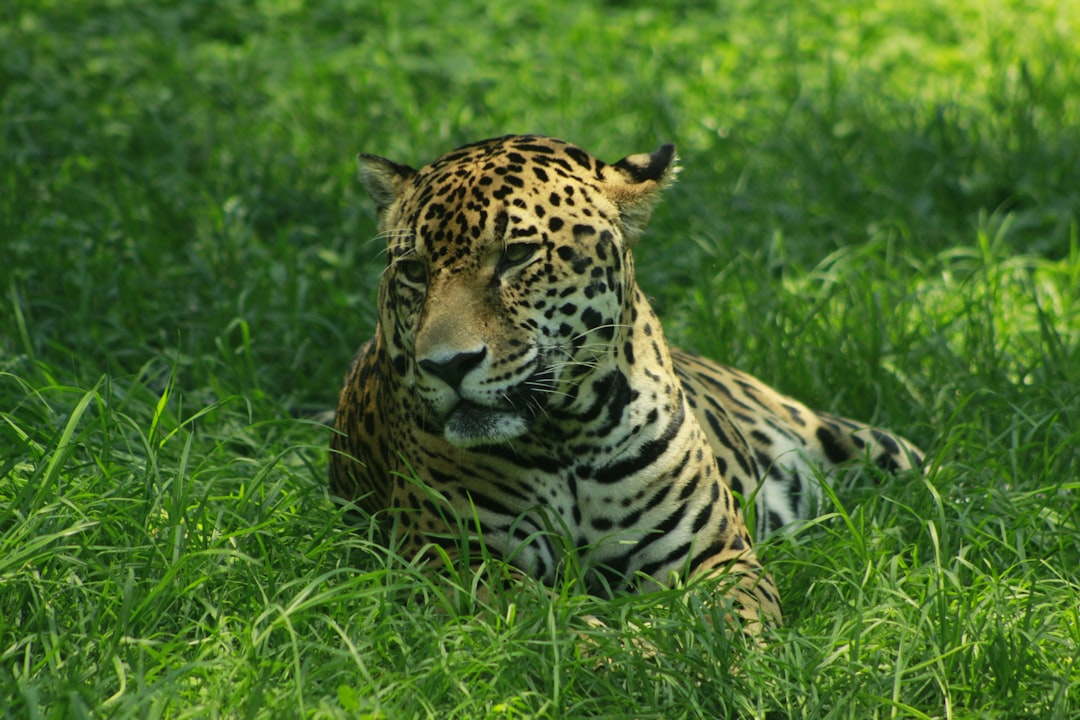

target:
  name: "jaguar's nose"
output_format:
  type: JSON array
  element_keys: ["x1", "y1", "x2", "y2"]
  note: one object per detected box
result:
[{"x1": 418, "y1": 347, "x2": 487, "y2": 390}]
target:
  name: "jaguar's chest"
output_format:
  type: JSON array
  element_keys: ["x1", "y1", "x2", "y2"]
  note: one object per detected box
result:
[{"x1": 416, "y1": 445, "x2": 702, "y2": 590}]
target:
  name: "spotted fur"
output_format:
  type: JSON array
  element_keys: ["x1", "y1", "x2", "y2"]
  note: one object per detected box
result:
[{"x1": 330, "y1": 135, "x2": 923, "y2": 628}]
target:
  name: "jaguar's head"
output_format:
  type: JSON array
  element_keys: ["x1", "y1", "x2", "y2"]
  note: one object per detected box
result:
[{"x1": 358, "y1": 135, "x2": 676, "y2": 447}]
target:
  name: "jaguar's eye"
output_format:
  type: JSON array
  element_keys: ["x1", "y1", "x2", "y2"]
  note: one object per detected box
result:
[
  {"x1": 498, "y1": 243, "x2": 538, "y2": 271},
  {"x1": 397, "y1": 258, "x2": 426, "y2": 284}
]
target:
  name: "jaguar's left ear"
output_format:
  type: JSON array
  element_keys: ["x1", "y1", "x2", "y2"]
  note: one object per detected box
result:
[{"x1": 604, "y1": 144, "x2": 679, "y2": 244}]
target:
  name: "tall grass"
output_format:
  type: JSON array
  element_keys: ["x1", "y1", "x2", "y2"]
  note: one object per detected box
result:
[{"x1": 2, "y1": 0, "x2": 1078, "y2": 717}]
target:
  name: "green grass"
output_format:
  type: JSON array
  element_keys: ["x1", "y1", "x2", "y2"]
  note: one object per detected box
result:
[{"x1": 2, "y1": 0, "x2": 1079, "y2": 717}]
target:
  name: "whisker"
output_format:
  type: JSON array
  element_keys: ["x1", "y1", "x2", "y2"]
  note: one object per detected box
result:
[
  {"x1": 523, "y1": 383, "x2": 573, "y2": 400},
  {"x1": 570, "y1": 323, "x2": 632, "y2": 343},
  {"x1": 364, "y1": 230, "x2": 415, "y2": 261}
]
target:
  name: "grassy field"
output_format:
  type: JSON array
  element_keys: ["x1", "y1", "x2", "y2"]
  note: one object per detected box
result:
[{"x1": 2, "y1": 0, "x2": 1079, "y2": 717}]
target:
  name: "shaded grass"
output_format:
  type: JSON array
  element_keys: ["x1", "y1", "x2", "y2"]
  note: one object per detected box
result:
[{"x1": 2, "y1": 0, "x2": 1079, "y2": 717}]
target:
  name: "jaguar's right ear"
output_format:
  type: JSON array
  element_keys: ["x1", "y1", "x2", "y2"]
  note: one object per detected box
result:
[{"x1": 357, "y1": 154, "x2": 417, "y2": 213}]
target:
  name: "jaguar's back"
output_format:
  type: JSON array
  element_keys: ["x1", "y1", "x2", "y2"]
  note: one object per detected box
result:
[{"x1": 673, "y1": 350, "x2": 923, "y2": 540}]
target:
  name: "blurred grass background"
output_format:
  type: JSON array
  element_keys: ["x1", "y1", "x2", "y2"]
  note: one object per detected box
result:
[{"x1": 2, "y1": 1, "x2": 1078, "y2": 717}]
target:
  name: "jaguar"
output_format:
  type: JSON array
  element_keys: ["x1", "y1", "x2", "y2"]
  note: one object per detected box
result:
[{"x1": 330, "y1": 134, "x2": 923, "y2": 628}]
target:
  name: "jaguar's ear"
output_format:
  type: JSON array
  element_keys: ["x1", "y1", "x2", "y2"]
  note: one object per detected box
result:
[
  {"x1": 604, "y1": 144, "x2": 679, "y2": 244},
  {"x1": 357, "y1": 154, "x2": 417, "y2": 214}
]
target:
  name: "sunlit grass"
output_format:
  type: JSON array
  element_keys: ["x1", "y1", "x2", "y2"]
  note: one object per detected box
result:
[{"x1": 2, "y1": 0, "x2": 1079, "y2": 717}]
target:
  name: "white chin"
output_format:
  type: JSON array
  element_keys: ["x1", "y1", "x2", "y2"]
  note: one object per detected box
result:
[{"x1": 443, "y1": 405, "x2": 530, "y2": 448}]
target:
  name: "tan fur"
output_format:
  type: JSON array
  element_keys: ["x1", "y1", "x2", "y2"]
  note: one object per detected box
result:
[{"x1": 331, "y1": 135, "x2": 923, "y2": 633}]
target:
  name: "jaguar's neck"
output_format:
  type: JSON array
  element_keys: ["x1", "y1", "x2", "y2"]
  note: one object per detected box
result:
[{"x1": 538, "y1": 287, "x2": 691, "y2": 466}]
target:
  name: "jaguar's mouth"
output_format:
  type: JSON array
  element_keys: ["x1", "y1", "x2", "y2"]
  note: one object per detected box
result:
[{"x1": 442, "y1": 400, "x2": 532, "y2": 448}]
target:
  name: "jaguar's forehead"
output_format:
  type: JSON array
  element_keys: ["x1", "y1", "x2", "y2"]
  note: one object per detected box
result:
[
  {"x1": 422, "y1": 135, "x2": 604, "y2": 179},
  {"x1": 389, "y1": 135, "x2": 618, "y2": 260}
]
